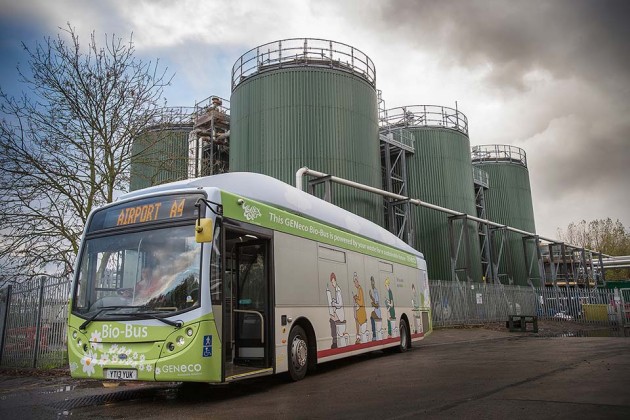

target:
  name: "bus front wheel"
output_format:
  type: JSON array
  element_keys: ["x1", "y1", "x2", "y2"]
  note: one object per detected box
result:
[{"x1": 288, "y1": 325, "x2": 308, "y2": 381}]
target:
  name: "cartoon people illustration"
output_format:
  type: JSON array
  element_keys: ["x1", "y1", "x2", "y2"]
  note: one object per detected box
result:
[
  {"x1": 411, "y1": 283, "x2": 423, "y2": 334},
  {"x1": 369, "y1": 276, "x2": 382, "y2": 340},
  {"x1": 326, "y1": 272, "x2": 347, "y2": 349},
  {"x1": 411, "y1": 283, "x2": 420, "y2": 310},
  {"x1": 385, "y1": 277, "x2": 397, "y2": 337},
  {"x1": 352, "y1": 272, "x2": 368, "y2": 344}
]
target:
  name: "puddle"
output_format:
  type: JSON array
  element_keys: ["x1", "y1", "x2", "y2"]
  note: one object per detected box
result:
[
  {"x1": 547, "y1": 328, "x2": 630, "y2": 337},
  {"x1": 43, "y1": 385, "x2": 77, "y2": 394},
  {"x1": 539, "y1": 328, "x2": 630, "y2": 338}
]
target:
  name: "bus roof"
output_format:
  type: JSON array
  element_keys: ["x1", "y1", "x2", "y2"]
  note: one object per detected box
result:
[{"x1": 119, "y1": 172, "x2": 423, "y2": 259}]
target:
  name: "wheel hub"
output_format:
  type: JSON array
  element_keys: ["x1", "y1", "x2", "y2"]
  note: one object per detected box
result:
[{"x1": 291, "y1": 336, "x2": 307, "y2": 368}]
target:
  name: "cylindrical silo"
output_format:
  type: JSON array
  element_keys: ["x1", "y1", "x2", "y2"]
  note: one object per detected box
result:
[
  {"x1": 472, "y1": 145, "x2": 537, "y2": 286},
  {"x1": 130, "y1": 108, "x2": 194, "y2": 191},
  {"x1": 229, "y1": 38, "x2": 382, "y2": 223},
  {"x1": 382, "y1": 106, "x2": 482, "y2": 282}
]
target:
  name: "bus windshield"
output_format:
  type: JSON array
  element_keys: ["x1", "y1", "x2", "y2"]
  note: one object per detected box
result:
[{"x1": 73, "y1": 224, "x2": 201, "y2": 317}]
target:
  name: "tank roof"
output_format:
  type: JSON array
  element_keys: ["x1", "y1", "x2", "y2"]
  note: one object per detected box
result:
[
  {"x1": 119, "y1": 172, "x2": 421, "y2": 258},
  {"x1": 472, "y1": 145, "x2": 528, "y2": 168},
  {"x1": 231, "y1": 38, "x2": 376, "y2": 91}
]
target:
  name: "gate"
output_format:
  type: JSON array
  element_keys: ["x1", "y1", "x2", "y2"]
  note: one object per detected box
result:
[
  {"x1": 620, "y1": 288, "x2": 630, "y2": 327},
  {"x1": 0, "y1": 277, "x2": 71, "y2": 369}
]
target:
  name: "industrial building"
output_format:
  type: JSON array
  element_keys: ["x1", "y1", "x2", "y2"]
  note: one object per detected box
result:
[{"x1": 129, "y1": 37, "x2": 607, "y2": 287}]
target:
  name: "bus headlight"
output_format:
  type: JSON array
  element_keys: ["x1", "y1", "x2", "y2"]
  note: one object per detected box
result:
[
  {"x1": 186, "y1": 328, "x2": 193, "y2": 337},
  {"x1": 167, "y1": 342, "x2": 175, "y2": 352},
  {"x1": 176, "y1": 336, "x2": 185, "y2": 346}
]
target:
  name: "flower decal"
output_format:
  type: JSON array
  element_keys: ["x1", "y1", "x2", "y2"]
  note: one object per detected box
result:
[
  {"x1": 98, "y1": 353, "x2": 110, "y2": 367},
  {"x1": 242, "y1": 203, "x2": 261, "y2": 221},
  {"x1": 155, "y1": 367, "x2": 160, "y2": 375},
  {"x1": 90, "y1": 330, "x2": 103, "y2": 351},
  {"x1": 81, "y1": 351, "x2": 97, "y2": 376},
  {"x1": 69, "y1": 362, "x2": 78, "y2": 373}
]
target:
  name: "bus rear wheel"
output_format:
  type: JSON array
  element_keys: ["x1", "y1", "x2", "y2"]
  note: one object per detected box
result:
[
  {"x1": 397, "y1": 319, "x2": 410, "y2": 353},
  {"x1": 288, "y1": 325, "x2": 308, "y2": 381}
]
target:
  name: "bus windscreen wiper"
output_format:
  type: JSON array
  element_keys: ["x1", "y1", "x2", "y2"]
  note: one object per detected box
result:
[
  {"x1": 125, "y1": 311, "x2": 183, "y2": 328},
  {"x1": 79, "y1": 306, "x2": 133, "y2": 330}
]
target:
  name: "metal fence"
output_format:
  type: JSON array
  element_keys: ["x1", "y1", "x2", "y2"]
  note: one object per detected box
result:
[
  {"x1": 0, "y1": 276, "x2": 626, "y2": 369},
  {"x1": 0, "y1": 276, "x2": 70, "y2": 369},
  {"x1": 430, "y1": 280, "x2": 621, "y2": 328}
]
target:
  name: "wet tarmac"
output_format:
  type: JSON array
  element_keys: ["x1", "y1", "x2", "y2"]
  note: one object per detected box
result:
[{"x1": 1, "y1": 327, "x2": 628, "y2": 419}]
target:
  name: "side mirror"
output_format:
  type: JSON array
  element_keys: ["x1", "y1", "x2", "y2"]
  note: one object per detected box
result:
[{"x1": 195, "y1": 218, "x2": 213, "y2": 243}]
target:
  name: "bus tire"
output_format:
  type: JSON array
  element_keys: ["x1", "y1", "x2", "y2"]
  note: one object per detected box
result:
[
  {"x1": 288, "y1": 325, "x2": 308, "y2": 381},
  {"x1": 397, "y1": 319, "x2": 410, "y2": 353}
]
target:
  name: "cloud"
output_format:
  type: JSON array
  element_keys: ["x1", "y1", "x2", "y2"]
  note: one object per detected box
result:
[{"x1": 1, "y1": 0, "x2": 627, "y2": 240}]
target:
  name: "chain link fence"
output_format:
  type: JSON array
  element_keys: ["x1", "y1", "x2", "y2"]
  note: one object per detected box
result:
[{"x1": 0, "y1": 276, "x2": 71, "y2": 369}]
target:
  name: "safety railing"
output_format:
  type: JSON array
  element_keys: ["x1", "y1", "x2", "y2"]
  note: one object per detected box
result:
[
  {"x1": 472, "y1": 166, "x2": 489, "y2": 188},
  {"x1": 231, "y1": 38, "x2": 376, "y2": 90},
  {"x1": 472, "y1": 144, "x2": 528, "y2": 168},
  {"x1": 380, "y1": 105, "x2": 468, "y2": 135}
]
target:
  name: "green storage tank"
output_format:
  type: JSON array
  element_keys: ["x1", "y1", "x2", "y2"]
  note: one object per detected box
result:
[
  {"x1": 130, "y1": 108, "x2": 193, "y2": 191},
  {"x1": 382, "y1": 106, "x2": 482, "y2": 282},
  {"x1": 472, "y1": 145, "x2": 537, "y2": 286},
  {"x1": 229, "y1": 38, "x2": 382, "y2": 223}
]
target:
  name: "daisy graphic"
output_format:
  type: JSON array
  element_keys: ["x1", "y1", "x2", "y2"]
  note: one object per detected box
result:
[
  {"x1": 90, "y1": 330, "x2": 103, "y2": 351},
  {"x1": 109, "y1": 344, "x2": 119, "y2": 354},
  {"x1": 69, "y1": 362, "x2": 78, "y2": 373},
  {"x1": 99, "y1": 353, "x2": 110, "y2": 367},
  {"x1": 146, "y1": 364, "x2": 153, "y2": 372},
  {"x1": 132, "y1": 352, "x2": 139, "y2": 360},
  {"x1": 155, "y1": 367, "x2": 160, "y2": 375},
  {"x1": 81, "y1": 352, "x2": 97, "y2": 376},
  {"x1": 139, "y1": 364, "x2": 145, "y2": 371},
  {"x1": 139, "y1": 355, "x2": 146, "y2": 363}
]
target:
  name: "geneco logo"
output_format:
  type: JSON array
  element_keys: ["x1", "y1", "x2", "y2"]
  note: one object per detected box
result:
[{"x1": 242, "y1": 203, "x2": 262, "y2": 221}]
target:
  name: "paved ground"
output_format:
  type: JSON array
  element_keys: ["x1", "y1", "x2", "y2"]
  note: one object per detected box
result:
[{"x1": 0, "y1": 324, "x2": 628, "y2": 419}]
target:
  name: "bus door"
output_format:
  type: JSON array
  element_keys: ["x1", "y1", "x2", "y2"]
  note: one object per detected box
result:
[{"x1": 224, "y1": 228, "x2": 272, "y2": 380}]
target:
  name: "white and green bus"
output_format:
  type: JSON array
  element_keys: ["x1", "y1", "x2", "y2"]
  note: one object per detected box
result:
[{"x1": 68, "y1": 172, "x2": 431, "y2": 382}]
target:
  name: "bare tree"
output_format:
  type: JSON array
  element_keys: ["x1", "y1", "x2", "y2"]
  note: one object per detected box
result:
[
  {"x1": 0, "y1": 24, "x2": 173, "y2": 285},
  {"x1": 558, "y1": 218, "x2": 630, "y2": 280}
]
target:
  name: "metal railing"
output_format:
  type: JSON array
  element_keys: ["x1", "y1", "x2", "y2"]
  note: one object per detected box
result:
[
  {"x1": 231, "y1": 38, "x2": 376, "y2": 90},
  {"x1": 193, "y1": 96, "x2": 231, "y2": 121},
  {"x1": 0, "y1": 276, "x2": 70, "y2": 369},
  {"x1": 380, "y1": 105, "x2": 469, "y2": 135},
  {"x1": 379, "y1": 127, "x2": 416, "y2": 152},
  {"x1": 430, "y1": 280, "x2": 620, "y2": 328},
  {"x1": 145, "y1": 106, "x2": 196, "y2": 128},
  {"x1": 472, "y1": 166, "x2": 489, "y2": 188},
  {"x1": 472, "y1": 144, "x2": 528, "y2": 168}
]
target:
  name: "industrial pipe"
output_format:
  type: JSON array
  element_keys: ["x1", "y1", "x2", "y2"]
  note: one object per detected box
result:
[{"x1": 295, "y1": 167, "x2": 610, "y2": 258}]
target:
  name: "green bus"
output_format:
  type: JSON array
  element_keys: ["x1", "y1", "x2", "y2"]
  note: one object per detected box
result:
[{"x1": 68, "y1": 172, "x2": 431, "y2": 382}]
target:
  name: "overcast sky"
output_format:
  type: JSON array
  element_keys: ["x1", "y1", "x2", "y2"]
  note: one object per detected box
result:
[{"x1": 1, "y1": 0, "x2": 628, "y2": 239}]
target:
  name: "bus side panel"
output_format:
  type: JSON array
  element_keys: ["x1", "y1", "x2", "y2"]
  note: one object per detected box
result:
[
  {"x1": 273, "y1": 232, "x2": 430, "y2": 372},
  {"x1": 273, "y1": 232, "x2": 320, "y2": 374}
]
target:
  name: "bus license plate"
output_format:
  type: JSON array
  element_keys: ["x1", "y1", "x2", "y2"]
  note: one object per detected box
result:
[{"x1": 105, "y1": 369, "x2": 137, "y2": 380}]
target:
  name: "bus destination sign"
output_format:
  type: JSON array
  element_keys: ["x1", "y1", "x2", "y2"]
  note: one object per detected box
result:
[{"x1": 88, "y1": 194, "x2": 202, "y2": 233}]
